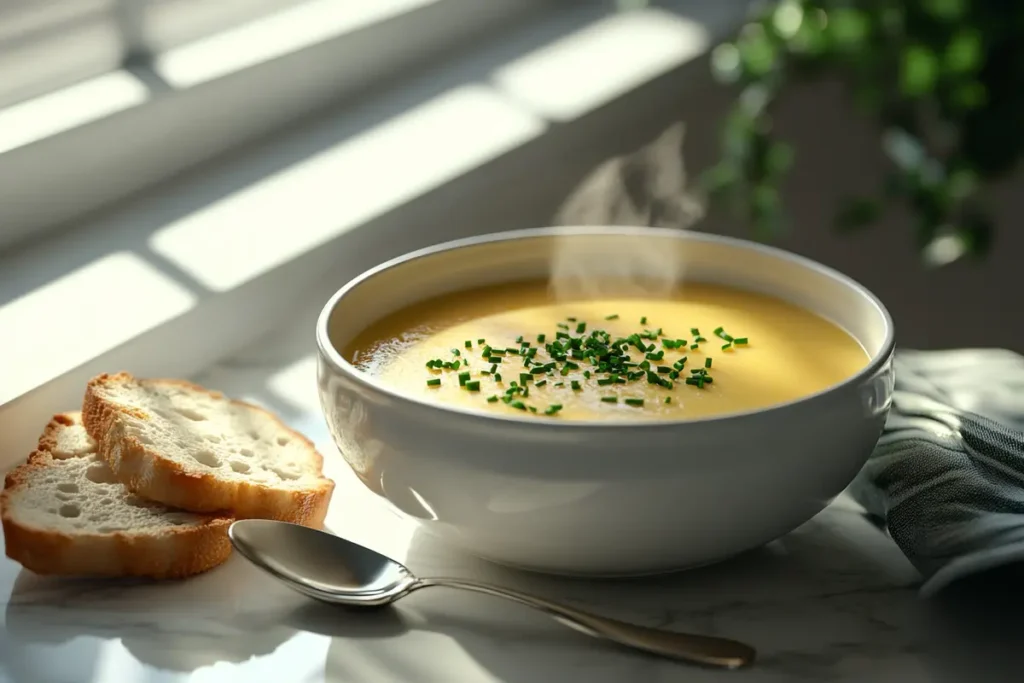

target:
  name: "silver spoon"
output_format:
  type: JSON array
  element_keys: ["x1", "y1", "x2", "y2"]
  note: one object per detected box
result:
[{"x1": 228, "y1": 520, "x2": 755, "y2": 669}]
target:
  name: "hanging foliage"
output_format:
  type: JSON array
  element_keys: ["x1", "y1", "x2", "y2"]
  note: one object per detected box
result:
[{"x1": 704, "y1": 0, "x2": 1016, "y2": 265}]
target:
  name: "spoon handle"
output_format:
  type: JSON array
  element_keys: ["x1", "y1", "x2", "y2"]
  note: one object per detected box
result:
[{"x1": 413, "y1": 577, "x2": 755, "y2": 669}]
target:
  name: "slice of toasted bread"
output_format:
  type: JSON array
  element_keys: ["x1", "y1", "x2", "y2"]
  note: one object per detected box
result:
[
  {"x1": 1, "y1": 413, "x2": 232, "y2": 578},
  {"x1": 82, "y1": 372, "x2": 335, "y2": 528}
]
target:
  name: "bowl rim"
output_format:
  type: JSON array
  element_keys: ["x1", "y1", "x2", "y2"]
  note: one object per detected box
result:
[{"x1": 316, "y1": 226, "x2": 895, "y2": 429}]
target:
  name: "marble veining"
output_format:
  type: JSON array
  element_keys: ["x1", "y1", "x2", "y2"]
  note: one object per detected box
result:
[{"x1": 0, "y1": 298, "x2": 937, "y2": 682}]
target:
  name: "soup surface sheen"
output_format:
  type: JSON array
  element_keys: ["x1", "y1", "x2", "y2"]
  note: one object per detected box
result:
[{"x1": 345, "y1": 281, "x2": 868, "y2": 421}]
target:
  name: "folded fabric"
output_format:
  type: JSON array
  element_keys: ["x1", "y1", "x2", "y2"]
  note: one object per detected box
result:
[{"x1": 848, "y1": 349, "x2": 1024, "y2": 596}]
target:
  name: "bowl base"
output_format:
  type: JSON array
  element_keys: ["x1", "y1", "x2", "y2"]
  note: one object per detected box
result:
[{"x1": 467, "y1": 551, "x2": 740, "y2": 581}]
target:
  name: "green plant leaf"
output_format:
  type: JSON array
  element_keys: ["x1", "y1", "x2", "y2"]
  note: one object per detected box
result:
[
  {"x1": 701, "y1": 163, "x2": 740, "y2": 195},
  {"x1": 922, "y1": 0, "x2": 967, "y2": 21},
  {"x1": 882, "y1": 128, "x2": 926, "y2": 171},
  {"x1": 771, "y1": 0, "x2": 804, "y2": 40},
  {"x1": 952, "y1": 81, "x2": 987, "y2": 110},
  {"x1": 835, "y1": 198, "x2": 881, "y2": 232},
  {"x1": 947, "y1": 168, "x2": 978, "y2": 200},
  {"x1": 922, "y1": 229, "x2": 968, "y2": 266},
  {"x1": 789, "y1": 10, "x2": 828, "y2": 55},
  {"x1": 711, "y1": 43, "x2": 742, "y2": 83},
  {"x1": 750, "y1": 184, "x2": 785, "y2": 240},
  {"x1": 827, "y1": 8, "x2": 869, "y2": 48},
  {"x1": 959, "y1": 206, "x2": 994, "y2": 256},
  {"x1": 766, "y1": 142, "x2": 794, "y2": 176},
  {"x1": 738, "y1": 24, "x2": 778, "y2": 77},
  {"x1": 900, "y1": 45, "x2": 939, "y2": 96},
  {"x1": 945, "y1": 29, "x2": 983, "y2": 74}
]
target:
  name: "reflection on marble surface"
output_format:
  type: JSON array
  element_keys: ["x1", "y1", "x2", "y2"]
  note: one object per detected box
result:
[{"x1": 0, "y1": 297, "x2": 948, "y2": 682}]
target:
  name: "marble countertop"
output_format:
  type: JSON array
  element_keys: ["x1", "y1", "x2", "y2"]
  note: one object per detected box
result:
[{"x1": 0, "y1": 298, "x2": 987, "y2": 683}]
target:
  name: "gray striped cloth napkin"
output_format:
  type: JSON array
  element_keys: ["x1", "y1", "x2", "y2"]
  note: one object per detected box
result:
[{"x1": 848, "y1": 349, "x2": 1024, "y2": 596}]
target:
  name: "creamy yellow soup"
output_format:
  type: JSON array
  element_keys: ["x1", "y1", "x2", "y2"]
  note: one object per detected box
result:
[{"x1": 345, "y1": 281, "x2": 868, "y2": 421}]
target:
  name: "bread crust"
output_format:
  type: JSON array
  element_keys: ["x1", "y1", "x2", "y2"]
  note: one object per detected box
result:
[
  {"x1": 1, "y1": 413, "x2": 233, "y2": 579},
  {"x1": 82, "y1": 373, "x2": 335, "y2": 528}
]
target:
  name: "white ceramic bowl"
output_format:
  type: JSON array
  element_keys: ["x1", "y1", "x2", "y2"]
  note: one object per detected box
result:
[{"x1": 316, "y1": 227, "x2": 895, "y2": 576}]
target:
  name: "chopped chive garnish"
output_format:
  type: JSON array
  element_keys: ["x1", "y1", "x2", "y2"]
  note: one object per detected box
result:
[
  {"x1": 478, "y1": 338, "x2": 486, "y2": 344},
  {"x1": 544, "y1": 404, "x2": 563, "y2": 415},
  {"x1": 664, "y1": 397, "x2": 671, "y2": 404},
  {"x1": 425, "y1": 316, "x2": 739, "y2": 413}
]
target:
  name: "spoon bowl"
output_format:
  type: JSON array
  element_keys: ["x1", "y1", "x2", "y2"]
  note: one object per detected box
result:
[
  {"x1": 229, "y1": 519, "x2": 756, "y2": 669},
  {"x1": 229, "y1": 519, "x2": 415, "y2": 607}
]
